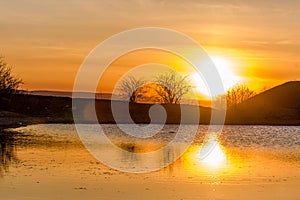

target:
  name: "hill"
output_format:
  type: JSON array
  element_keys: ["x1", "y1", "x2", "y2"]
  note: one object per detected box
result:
[
  {"x1": 0, "y1": 93, "x2": 212, "y2": 128},
  {"x1": 26, "y1": 90, "x2": 212, "y2": 107},
  {"x1": 1, "y1": 81, "x2": 300, "y2": 128},
  {"x1": 226, "y1": 81, "x2": 300, "y2": 125},
  {"x1": 27, "y1": 90, "x2": 114, "y2": 100}
]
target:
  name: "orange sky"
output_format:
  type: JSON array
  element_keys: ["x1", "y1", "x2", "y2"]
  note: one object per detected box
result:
[{"x1": 1, "y1": 1, "x2": 299, "y2": 95}]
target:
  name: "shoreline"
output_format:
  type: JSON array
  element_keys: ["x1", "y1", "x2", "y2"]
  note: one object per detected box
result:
[
  {"x1": 1, "y1": 115, "x2": 300, "y2": 132},
  {"x1": 1, "y1": 92, "x2": 300, "y2": 131}
]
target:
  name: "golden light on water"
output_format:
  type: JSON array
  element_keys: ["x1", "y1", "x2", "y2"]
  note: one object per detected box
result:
[
  {"x1": 199, "y1": 142, "x2": 226, "y2": 169},
  {"x1": 196, "y1": 133, "x2": 228, "y2": 172},
  {"x1": 182, "y1": 133, "x2": 230, "y2": 176}
]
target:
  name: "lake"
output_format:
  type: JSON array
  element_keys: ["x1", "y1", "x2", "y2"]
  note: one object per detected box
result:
[{"x1": 0, "y1": 124, "x2": 299, "y2": 200}]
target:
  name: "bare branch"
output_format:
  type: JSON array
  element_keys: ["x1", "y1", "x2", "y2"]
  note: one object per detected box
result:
[
  {"x1": 154, "y1": 71, "x2": 191, "y2": 104},
  {"x1": 0, "y1": 57, "x2": 23, "y2": 94},
  {"x1": 225, "y1": 83, "x2": 256, "y2": 108},
  {"x1": 117, "y1": 76, "x2": 146, "y2": 103}
]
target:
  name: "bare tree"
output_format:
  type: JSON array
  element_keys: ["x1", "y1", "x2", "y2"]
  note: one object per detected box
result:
[
  {"x1": 154, "y1": 71, "x2": 191, "y2": 104},
  {"x1": 0, "y1": 57, "x2": 23, "y2": 94},
  {"x1": 226, "y1": 83, "x2": 256, "y2": 108},
  {"x1": 117, "y1": 76, "x2": 145, "y2": 103}
]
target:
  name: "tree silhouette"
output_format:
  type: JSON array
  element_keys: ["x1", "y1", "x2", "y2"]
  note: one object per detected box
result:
[
  {"x1": 118, "y1": 76, "x2": 145, "y2": 103},
  {"x1": 154, "y1": 71, "x2": 191, "y2": 104},
  {"x1": 225, "y1": 83, "x2": 256, "y2": 108},
  {"x1": 0, "y1": 57, "x2": 23, "y2": 94}
]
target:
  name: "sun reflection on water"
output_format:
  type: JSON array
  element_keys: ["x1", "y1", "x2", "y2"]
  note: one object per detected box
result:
[
  {"x1": 197, "y1": 133, "x2": 227, "y2": 170},
  {"x1": 198, "y1": 142, "x2": 226, "y2": 168},
  {"x1": 181, "y1": 133, "x2": 231, "y2": 177}
]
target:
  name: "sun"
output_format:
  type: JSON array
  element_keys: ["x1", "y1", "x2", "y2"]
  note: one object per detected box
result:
[{"x1": 191, "y1": 56, "x2": 239, "y2": 97}]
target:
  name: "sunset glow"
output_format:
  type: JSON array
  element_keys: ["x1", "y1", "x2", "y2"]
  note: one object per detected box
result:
[
  {"x1": 191, "y1": 56, "x2": 239, "y2": 97},
  {"x1": 0, "y1": 1, "x2": 300, "y2": 199},
  {"x1": 0, "y1": 1, "x2": 299, "y2": 96}
]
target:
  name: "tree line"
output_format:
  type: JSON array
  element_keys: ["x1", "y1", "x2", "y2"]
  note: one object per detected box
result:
[
  {"x1": 118, "y1": 70, "x2": 256, "y2": 108},
  {"x1": 0, "y1": 57, "x2": 256, "y2": 109},
  {"x1": 118, "y1": 70, "x2": 191, "y2": 104}
]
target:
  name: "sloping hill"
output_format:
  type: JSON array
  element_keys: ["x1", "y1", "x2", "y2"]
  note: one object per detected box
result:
[
  {"x1": 0, "y1": 93, "x2": 212, "y2": 128},
  {"x1": 226, "y1": 81, "x2": 300, "y2": 125},
  {"x1": 27, "y1": 90, "x2": 114, "y2": 100},
  {"x1": 242, "y1": 81, "x2": 300, "y2": 108},
  {"x1": 1, "y1": 81, "x2": 300, "y2": 128}
]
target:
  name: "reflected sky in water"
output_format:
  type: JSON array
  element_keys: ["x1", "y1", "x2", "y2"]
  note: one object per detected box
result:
[
  {"x1": 0, "y1": 124, "x2": 299, "y2": 200},
  {"x1": 0, "y1": 124, "x2": 299, "y2": 178}
]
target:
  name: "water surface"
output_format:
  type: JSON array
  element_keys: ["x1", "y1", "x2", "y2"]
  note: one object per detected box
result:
[{"x1": 0, "y1": 124, "x2": 299, "y2": 200}]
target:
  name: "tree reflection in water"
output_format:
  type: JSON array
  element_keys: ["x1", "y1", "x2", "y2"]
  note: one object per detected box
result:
[{"x1": 0, "y1": 130, "x2": 18, "y2": 176}]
